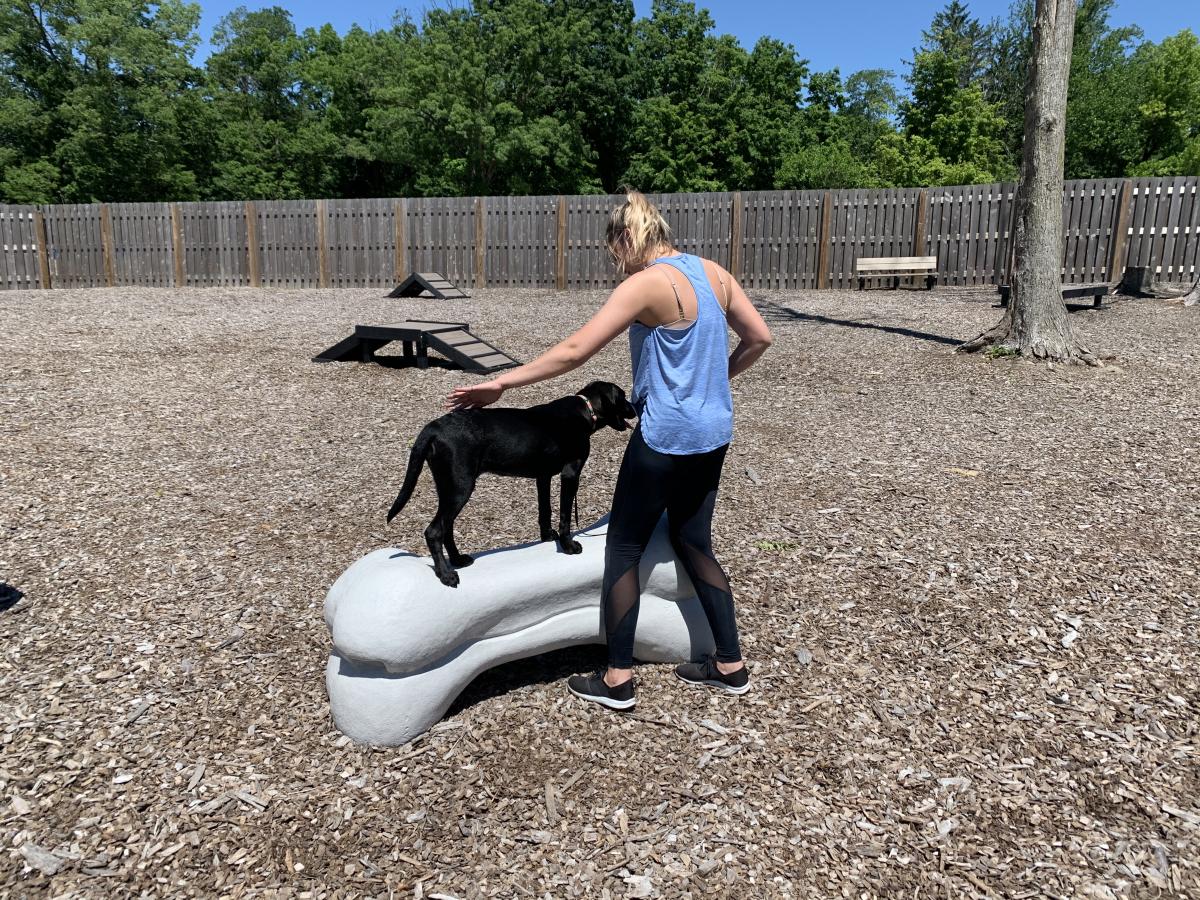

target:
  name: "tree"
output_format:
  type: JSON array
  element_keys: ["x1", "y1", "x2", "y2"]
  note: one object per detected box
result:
[
  {"x1": 840, "y1": 69, "x2": 899, "y2": 156},
  {"x1": 361, "y1": 0, "x2": 636, "y2": 197},
  {"x1": 923, "y1": 0, "x2": 994, "y2": 86},
  {"x1": 1062, "y1": 1, "x2": 1145, "y2": 179},
  {"x1": 0, "y1": 0, "x2": 203, "y2": 203},
  {"x1": 623, "y1": 0, "x2": 731, "y2": 191},
  {"x1": 959, "y1": 0, "x2": 1097, "y2": 364},
  {"x1": 201, "y1": 7, "x2": 343, "y2": 199},
  {"x1": 1129, "y1": 29, "x2": 1200, "y2": 176},
  {"x1": 902, "y1": 4, "x2": 1014, "y2": 184}
]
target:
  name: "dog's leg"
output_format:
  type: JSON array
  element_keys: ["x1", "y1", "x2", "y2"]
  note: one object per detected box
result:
[
  {"x1": 556, "y1": 460, "x2": 584, "y2": 554},
  {"x1": 425, "y1": 461, "x2": 475, "y2": 588},
  {"x1": 444, "y1": 521, "x2": 473, "y2": 569},
  {"x1": 537, "y1": 475, "x2": 557, "y2": 544}
]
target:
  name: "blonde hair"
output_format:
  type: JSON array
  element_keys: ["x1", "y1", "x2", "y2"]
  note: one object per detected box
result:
[{"x1": 606, "y1": 187, "x2": 673, "y2": 272}]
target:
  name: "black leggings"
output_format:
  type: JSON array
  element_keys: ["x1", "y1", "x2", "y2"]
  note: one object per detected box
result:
[{"x1": 603, "y1": 426, "x2": 741, "y2": 669}]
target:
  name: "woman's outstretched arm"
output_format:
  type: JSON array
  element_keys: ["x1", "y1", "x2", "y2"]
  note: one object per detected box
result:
[{"x1": 445, "y1": 279, "x2": 648, "y2": 410}]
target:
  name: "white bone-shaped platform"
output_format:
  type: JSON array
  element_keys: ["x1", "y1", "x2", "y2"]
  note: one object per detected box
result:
[{"x1": 325, "y1": 516, "x2": 714, "y2": 746}]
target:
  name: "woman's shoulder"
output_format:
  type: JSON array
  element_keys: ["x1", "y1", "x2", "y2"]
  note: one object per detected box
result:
[{"x1": 694, "y1": 255, "x2": 730, "y2": 276}]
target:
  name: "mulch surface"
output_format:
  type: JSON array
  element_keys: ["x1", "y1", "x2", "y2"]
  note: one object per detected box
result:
[{"x1": 2, "y1": 284, "x2": 1198, "y2": 898}]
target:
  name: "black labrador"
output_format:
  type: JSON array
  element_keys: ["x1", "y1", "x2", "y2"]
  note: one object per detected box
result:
[{"x1": 387, "y1": 380, "x2": 637, "y2": 587}]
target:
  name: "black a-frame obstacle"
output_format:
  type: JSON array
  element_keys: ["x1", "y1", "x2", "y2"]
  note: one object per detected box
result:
[
  {"x1": 387, "y1": 272, "x2": 470, "y2": 299},
  {"x1": 313, "y1": 320, "x2": 520, "y2": 374}
]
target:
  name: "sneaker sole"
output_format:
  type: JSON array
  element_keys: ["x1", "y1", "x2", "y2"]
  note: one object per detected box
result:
[
  {"x1": 567, "y1": 684, "x2": 636, "y2": 710},
  {"x1": 675, "y1": 671, "x2": 751, "y2": 695}
]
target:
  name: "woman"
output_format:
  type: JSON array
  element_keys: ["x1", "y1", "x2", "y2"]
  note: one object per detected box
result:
[{"x1": 446, "y1": 189, "x2": 773, "y2": 710}]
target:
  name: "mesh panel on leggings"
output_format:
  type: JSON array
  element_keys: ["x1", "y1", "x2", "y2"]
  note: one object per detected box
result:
[
  {"x1": 604, "y1": 564, "x2": 641, "y2": 637},
  {"x1": 679, "y1": 538, "x2": 731, "y2": 595}
]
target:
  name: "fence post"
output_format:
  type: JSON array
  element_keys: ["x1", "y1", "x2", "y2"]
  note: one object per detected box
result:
[
  {"x1": 316, "y1": 199, "x2": 330, "y2": 288},
  {"x1": 394, "y1": 198, "x2": 407, "y2": 280},
  {"x1": 99, "y1": 203, "x2": 116, "y2": 287},
  {"x1": 474, "y1": 197, "x2": 486, "y2": 289},
  {"x1": 245, "y1": 201, "x2": 261, "y2": 287},
  {"x1": 913, "y1": 190, "x2": 928, "y2": 257},
  {"x1": 555, "y1": 195, "x2": 568, "y2": 290},
  {"x1": 33, "y1": 210, "x2": 52, "y2": 289},
  {"x1": 816, "y1": 191, "x2": 832, "y2": 289},
  {"x1": 169, "y1": 203, "x2": 185, "y2": 287},
  {"x1": 729, "y1": 191, "x2": 743, "y2": 280},
  {"x1": 1107, "y1": 179, "x2": 1134, "y2": 281}
]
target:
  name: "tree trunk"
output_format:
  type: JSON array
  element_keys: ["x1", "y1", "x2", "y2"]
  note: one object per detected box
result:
[
  {"x1": 958, "y1": 0, "x2": 1097, "y2": 365},
  {"x1": 1117, "y1": 265, "x2": 1200, "y2": 301},
  {"x1": 1182, "y1": 278, "x2": 1200, "y2": 307}
]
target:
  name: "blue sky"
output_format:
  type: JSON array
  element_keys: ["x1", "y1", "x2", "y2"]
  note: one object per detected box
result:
[{"x1": 192, "y1": 0, "x2": 1196, "y2": 77}]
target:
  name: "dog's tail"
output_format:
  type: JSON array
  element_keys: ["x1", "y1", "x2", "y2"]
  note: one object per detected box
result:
[{"x1": 386, "y1": 430, "x2": 433, "y2": 523}]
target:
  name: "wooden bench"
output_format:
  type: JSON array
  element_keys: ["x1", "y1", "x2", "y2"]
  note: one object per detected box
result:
[
  {"x1": 856, "y1": 256, "x2": 937, "y2": 291},
  {"x1": 998, "y1": 282, "x2": 1109, "y2": 308}
]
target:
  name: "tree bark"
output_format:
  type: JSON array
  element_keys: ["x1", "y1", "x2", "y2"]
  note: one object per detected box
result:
[
  {"x1": 1117, "y1": 266, "x2": 1200, "y2": 301},
  {"x1": 958, "y1": 0, "x2": 1097, "y2": 365},
  {"x1": 1182, "y1": 278, "x2": 1200, "y2": 307}
]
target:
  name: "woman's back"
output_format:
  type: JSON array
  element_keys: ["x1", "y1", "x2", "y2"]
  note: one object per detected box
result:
[{"x1": 629, "y1": 253, "x2": 733, "y2": 455}]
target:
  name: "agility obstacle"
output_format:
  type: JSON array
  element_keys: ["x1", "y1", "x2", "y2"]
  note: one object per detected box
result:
[
  {"x1": 313, "y1": 320, "x2": 520, "y2": 374},
  {"x1": 387, "y1": 272, "x2": 469, "y2": 299}
]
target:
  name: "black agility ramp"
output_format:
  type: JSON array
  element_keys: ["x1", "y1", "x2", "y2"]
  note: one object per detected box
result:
[
  {"x1": 313, "y1": 320, "x2": 520, "y2": 374},
  {"x1": 387, "y1": 272, "x2": 470, "y2": 299}
]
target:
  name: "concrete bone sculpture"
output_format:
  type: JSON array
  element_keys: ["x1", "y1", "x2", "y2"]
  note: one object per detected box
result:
[{"x1": 325, "y1": 516, "x2": 715, "y2": 746}]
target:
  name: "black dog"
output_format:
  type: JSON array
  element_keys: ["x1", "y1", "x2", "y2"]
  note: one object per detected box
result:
[{"x1": 387, "y1": 381, "x2": 637, "y2": 587}]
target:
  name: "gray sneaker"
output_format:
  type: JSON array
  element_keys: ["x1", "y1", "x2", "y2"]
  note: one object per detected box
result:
[{"x1": 675, "y1": 655, "x2": 750, "y2": 694}]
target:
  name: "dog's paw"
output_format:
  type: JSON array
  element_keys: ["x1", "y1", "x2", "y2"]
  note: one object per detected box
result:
[
  {"x1": 449, "y1": 553, "x2": 474, "y2": 568},
  {"x1": 540, "y1": 529, "x2": 559, "y2": 543},
  {"x1": 559, "y1": 538, "x2": 583, "y2": 555},
  {"x1": 437, "y1": 570, "x2": 460, "y2": 588}
]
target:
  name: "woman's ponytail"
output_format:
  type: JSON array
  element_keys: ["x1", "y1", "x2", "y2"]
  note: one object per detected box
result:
[{"x1": 607, "y1": 187, "x2": 673, "y2": 272}]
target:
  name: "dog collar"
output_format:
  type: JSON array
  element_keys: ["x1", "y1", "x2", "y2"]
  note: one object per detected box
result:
[{"x1": 575, "y1": 394, "x2": 598, "y2": 424}]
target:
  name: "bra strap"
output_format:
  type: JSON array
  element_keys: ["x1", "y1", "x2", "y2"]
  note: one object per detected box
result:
[{"x1": 651, "y1": 262, "x2": 688, "y2": 324}]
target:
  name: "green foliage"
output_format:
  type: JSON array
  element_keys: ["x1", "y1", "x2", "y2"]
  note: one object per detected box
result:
[
  {"x1": 872, "y1": 132, "x2": 999, "y2": 188},
  {"x1": 777, "y1": 140, "x2": 879, "y2": 190},
  {"x1": 984, "y1": 344, "x2": 1020, "y2": 359},
  {"x1": 0, "y1": 0, "x2": 203, "y2": 202},
  {"x1": 1, "y1": 0, "x2": 1197, "y2": 202},
  {"x1": 1062, "y1": 3, "x2": 1146, "y2": 179},
  {"x1": 1132, "y1": 30, "x2": 1200, "y2": 172}
]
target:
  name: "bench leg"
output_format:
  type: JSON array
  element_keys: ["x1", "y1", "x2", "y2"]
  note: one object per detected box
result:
[
  {"x1": 857, "y1": 277, "x2": 864, "y2": 291},
  {"x1": 360, "y1": 339, "x2": 386, "y2": 363},
  {"x1": 1094, "y1": 293, "x2": 1103, "y2": 308},
  {"x1": 417, "y1": 339, "x2": 429, "y2": 370},
  {"x1": 926, "y1": 275, "x2": 935, "y2": 290},
  {"x1": 893, "y1": 276, "x2": 900, "y2": 290},
  {"x1": 402, "y1": 340, "x2": 415, "y2": 364}
]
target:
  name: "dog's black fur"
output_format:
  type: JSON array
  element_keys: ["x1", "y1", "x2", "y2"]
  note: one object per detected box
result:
[{"x1": 387, "y1": 380, "x2": 637, "y2": 587}]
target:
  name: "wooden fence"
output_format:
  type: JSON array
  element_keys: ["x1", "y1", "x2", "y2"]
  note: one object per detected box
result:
[{"x1": 2, "y1": 177, "x2": 1197, "y2": 292}]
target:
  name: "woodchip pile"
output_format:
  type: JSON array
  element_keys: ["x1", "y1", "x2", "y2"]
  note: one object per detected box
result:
[{"x1": 2, "y1": 284, "x2": 1198, "y2": 898}]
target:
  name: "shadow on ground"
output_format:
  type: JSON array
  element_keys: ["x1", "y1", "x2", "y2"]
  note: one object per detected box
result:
[
  {"x1": 446, "y1": 644, "x2": 609, "y2": 716},
  {"x1": 754, "y1": 299, "x2": 964, "y2": 346}
]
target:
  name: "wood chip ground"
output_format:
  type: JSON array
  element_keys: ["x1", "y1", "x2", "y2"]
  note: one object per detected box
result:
[{"x1": 2, "y1": 285, "x2": 1198, "y2": 898}]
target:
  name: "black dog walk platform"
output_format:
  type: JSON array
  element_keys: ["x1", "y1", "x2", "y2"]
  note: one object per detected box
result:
[
  {"x1": 998, "y1": 282, "x2": 1110, "y2": 308},
  {"x1": 387, "y1": 272, "x2": 470, "y2": 299},
  {"x1": 313, "y1": 320, "x2": 520, "y2": 373}
]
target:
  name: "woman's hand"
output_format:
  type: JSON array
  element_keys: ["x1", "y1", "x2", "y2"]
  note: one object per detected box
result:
[{"x1": 445, "y1": 379, "x2": 505, "y2": 411}]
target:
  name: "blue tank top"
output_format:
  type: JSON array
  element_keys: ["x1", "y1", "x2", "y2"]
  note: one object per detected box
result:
[{"x1": 628, "y1": 253, "x2": 733, "y2": 455}]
